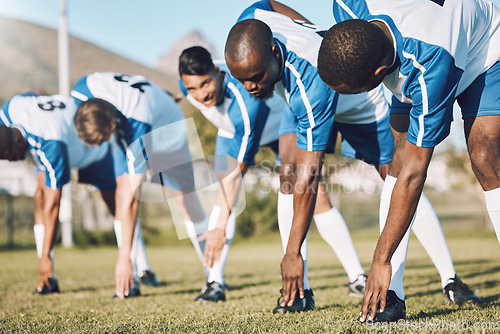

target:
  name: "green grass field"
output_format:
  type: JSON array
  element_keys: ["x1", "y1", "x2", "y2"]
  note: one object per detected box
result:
[{"x1": 1, "y1": 231, "x2": 499, "y2": 333}]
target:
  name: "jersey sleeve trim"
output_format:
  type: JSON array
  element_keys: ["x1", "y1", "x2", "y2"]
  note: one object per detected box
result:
[
  {"x1": 285, "y1": 60, "x2": 315, "y2": 151},
  {"x1": 227, "y1": 82, "x2": 251, "y2": 162}
]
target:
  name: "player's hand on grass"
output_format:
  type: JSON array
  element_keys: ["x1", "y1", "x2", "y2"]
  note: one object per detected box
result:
[
  {"x1": 359, "y1": 261, "x2": 392, "y2": 322},
  {"x1": 115, "y1": 254, "x2": 134, "y2": 299},
  {"x1": 198, "y1": 227, "x2": 226, "y2": 269},
  {"x1": 36, "y1": 256, "x2": 53, "y2": 292},
  {"x1": 280, "y1": 252, "x2": 304, "y2": 307}
]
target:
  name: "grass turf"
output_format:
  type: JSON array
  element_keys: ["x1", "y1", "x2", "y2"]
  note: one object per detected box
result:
[{"x1": 1, "y1": 231, "x2": 499, "y2": 333}]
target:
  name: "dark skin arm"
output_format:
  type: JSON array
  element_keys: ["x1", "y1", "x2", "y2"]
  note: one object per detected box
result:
[
  {"x1": 34, "y1": 172, "x2": 62, "y2": 292},
  {"x1": 281, "y1": 148, "x2": 324, "y2": 307},
  {"x1": 360, "y1": 142, "x2": 433, "y2": 322}
]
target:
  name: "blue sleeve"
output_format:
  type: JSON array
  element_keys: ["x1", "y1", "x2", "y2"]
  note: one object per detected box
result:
[
  {"x1": 71, "y1": 76, "x2": 94, "y2": 106},
  {"x1": 226, "y1": 85, "x2": 269, "y2": 163},
  {"x1": 283, "y1": 57, "x2": 337, "y2": 152},
  {"x1": 400, "y1": 42, "x2": 462, "y2": 148},
  {"x1": 292, "y1": 86, "x2": 337, "y2": 152},
  {"x1": 332, "y1": 0, "x2": 370, "y2": 22},
  {"x1": 19, "y1": 91, "x2": 38, "y2": 97},
  {"x1": 115, "y1": 118, "x2": 152, "y2": 175},
  {"x1": 179, "y1": 79, "x2": 188, "y2": 97},
  {"x1": 238, "y1": 0, "x2": 274, "y2": 21},
  {"x1": 37, "y1": 140, "x2": 70, "y2": 189}
]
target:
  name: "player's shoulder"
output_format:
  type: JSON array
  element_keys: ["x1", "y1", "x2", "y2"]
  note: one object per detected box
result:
[{"x1": 238, "y1": 0, "x2": 274, "y2": 21}]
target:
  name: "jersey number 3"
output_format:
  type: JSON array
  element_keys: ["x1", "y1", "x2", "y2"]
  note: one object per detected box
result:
[{"x1": 38, "y1": 100, "x2": 66, "y2": 111}]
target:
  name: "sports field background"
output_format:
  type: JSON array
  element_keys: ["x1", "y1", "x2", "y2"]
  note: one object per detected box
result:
[
  {"x1": 1, "y1": 183, "x2": 499, "y2": 333},
  {"x1": 1, "y1": 231, "x2": 498, "y2": 333}
]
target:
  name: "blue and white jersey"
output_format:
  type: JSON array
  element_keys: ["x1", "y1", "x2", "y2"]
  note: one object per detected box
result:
[
  {"x1": 238, "y1": 1, "x2": 387, "y2": 151},
  {"x1": 0, "y1": 94, "x2": 109, "y2": 189},
  {"x1": 333, "y1": 0, "x2": 500, "y2": 147},
  {"x1": 71, "y1": 72, "x2": 187, "y2": 175},
  {"x1": 180, "y1": 62, "x2": 285, "y2": 164}
]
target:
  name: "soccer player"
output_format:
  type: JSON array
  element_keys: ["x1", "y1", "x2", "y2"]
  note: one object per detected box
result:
[
  {"x1": 0, "y1": 91, "x2": 158, "y2": 295},
  {"x1": 317, "y1": 0, "x2": 500, "y2": 322},
  {"x1": 179, "y1": 46, "x2": 369, "y2": 306},
  {"x1": 71, "y1": 72, "x2": 208, "y2": 299},
  {"x1": 226, "y1": 0, "x2": 480, "y2": 316}
]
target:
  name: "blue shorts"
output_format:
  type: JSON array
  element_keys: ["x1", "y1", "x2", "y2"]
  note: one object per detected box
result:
[
  {"x1": 279, "y1": 103, "x2": 393, "y2": 165},
  {"x1": 392, "y1": 61, "x2": 500, "y2": 147},
  {"x1": 113, "y1": 140, "x2": 196, "y2": 193},
  {"x1": 78, "y1": 146, "x2": 116, "y2": 192},
  {"x1": 457, "y1": 61, "x2": 500, "y2": 119},
  {"x1": 334, "y1": 111, "x2": 394, "y2": 165}
]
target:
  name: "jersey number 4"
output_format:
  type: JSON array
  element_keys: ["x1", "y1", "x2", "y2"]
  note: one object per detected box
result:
[
  {"x1": 429, "y1": 0, "x2": 444, "y2": 6},
  {"x1": 114, "y1": 75, "x2": 151, "y2": 93}
]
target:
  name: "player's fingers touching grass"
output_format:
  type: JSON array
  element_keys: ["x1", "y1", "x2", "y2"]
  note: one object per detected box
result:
[
  {"x1": 198, "y1": 230, "x2": 226, "y2": 269},
  {"x1": 37, "y1": 257, "x2": 53, "y2": 291},
  {"x1": 280, "y1": 253, "x2": 304, "y2": 307},
  {"x1": 115, "y1": 257, "x2": 134, "y2": 299},
  {"x1": 359, "y1": 288, "x2": 371, "y2": 322}
]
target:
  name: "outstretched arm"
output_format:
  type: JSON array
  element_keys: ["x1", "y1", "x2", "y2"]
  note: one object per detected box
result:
[
  {"x1": 360, "y1": 142, "x2": 433, "y2": 322},
  {"x1": 281, "y1": 148, "x2": 324, "y2": 307},
  {"x1": 34, "y1": 172, "x2": 62, "y2": 292},
  {"x1": 199, "y1": 161, "x2": 247, "y2": 268},
  {"x1": 114, "y1": 173, "x2": 143, "y2": 299}
]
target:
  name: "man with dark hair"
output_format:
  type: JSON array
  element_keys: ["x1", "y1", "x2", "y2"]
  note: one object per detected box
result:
[
  {"x1": 226, "y1": 0, "x2": 481, "y2": 319},
  {"x1": 318, "y1": 0, "x2": 500, "y2": 322},
  {"x1": 72, "y1": 72, "x2": 208, "y2": 299},
  {"x1": 0, "y1": 92, "x2": 157, "y2": 295},
  {"x1": 179, "y1": 45, "x2": 370, "y2": 308}
]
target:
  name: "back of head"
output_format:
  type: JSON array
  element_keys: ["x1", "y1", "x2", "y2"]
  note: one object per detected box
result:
[
  {"x1": 318, "y1": 19, "x2": 388, "y2": 90},
  {"x1": 178, "y1": 46, "x2": 215, "y2": 76},
  {"x1": 225, "y1": 19, "x2": 274, "y2": 65},
  {"x1": 74, "y1": 98, "x2": 117, "y2": 146}
]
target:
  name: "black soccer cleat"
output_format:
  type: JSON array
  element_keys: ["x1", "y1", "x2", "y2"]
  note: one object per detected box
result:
[
  {"x1": 195, "y1": 281, "x2": 226, "y2": 302},
  {"x1": 348, "y1": 274, "x2": 367, "y2": 298},
  {"x1": 304, "y1": 289, "x2": 315, "y2": 311},
  {"x1": 140, "y1": 270, "x2": 160, "y2": 287},
  {"x1": 272, "y1": 289, "x2": 315, "y2": 314},
  {"x1": 443, "y1": 275, "x2": 482, "y2": 305},
  {"x1": 364, "y1": 290, "x2": 406, "y2": 323},
  {"x1": 33, "y1": 277, "x2": 60, "y2": 295}
]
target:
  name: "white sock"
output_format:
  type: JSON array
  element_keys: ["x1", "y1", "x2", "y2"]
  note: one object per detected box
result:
[
  {"x1": 411, "y1": 193, "x2": 456, "y2": 288},
  {"x1": 33, "y1": 224, "x2": 55, "y2": 277},
  {"x1": 185, "y1": 216, "x2": 209, "y2": 278},
  {"x1": 277, "y1": 192, "x2": 310, "y2": 290},
  {"x1": 380, "y1": 176, "x2": 413, "y2": 300},
  {"x1": 207, "y1": 212, "x2": 236, "y2": 284},
  {"x1": 133, "y1": 220, "x2": 153, "y2": 276},
  {"x1": 314, "y1": 207, "x2": 365, "y2": 282},
  {"x1": 113, "y1": 219, "x2": 138, "y2": 278},
  {"x1": 484, "y1": 187, "x2": 500, "y2": 243}
]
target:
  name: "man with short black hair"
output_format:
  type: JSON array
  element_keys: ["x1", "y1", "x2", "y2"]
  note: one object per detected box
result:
[{"x1": 318, "y1": 0, "x2": 498, "y2": 322}]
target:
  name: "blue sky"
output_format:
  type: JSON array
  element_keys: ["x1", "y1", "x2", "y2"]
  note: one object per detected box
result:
[
  {"x1": 1, "y1": 0, "x2": 500, "y2": 68},
  {"x1": 0, "y1": 0, "x2": 334, "y2": 67}
]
